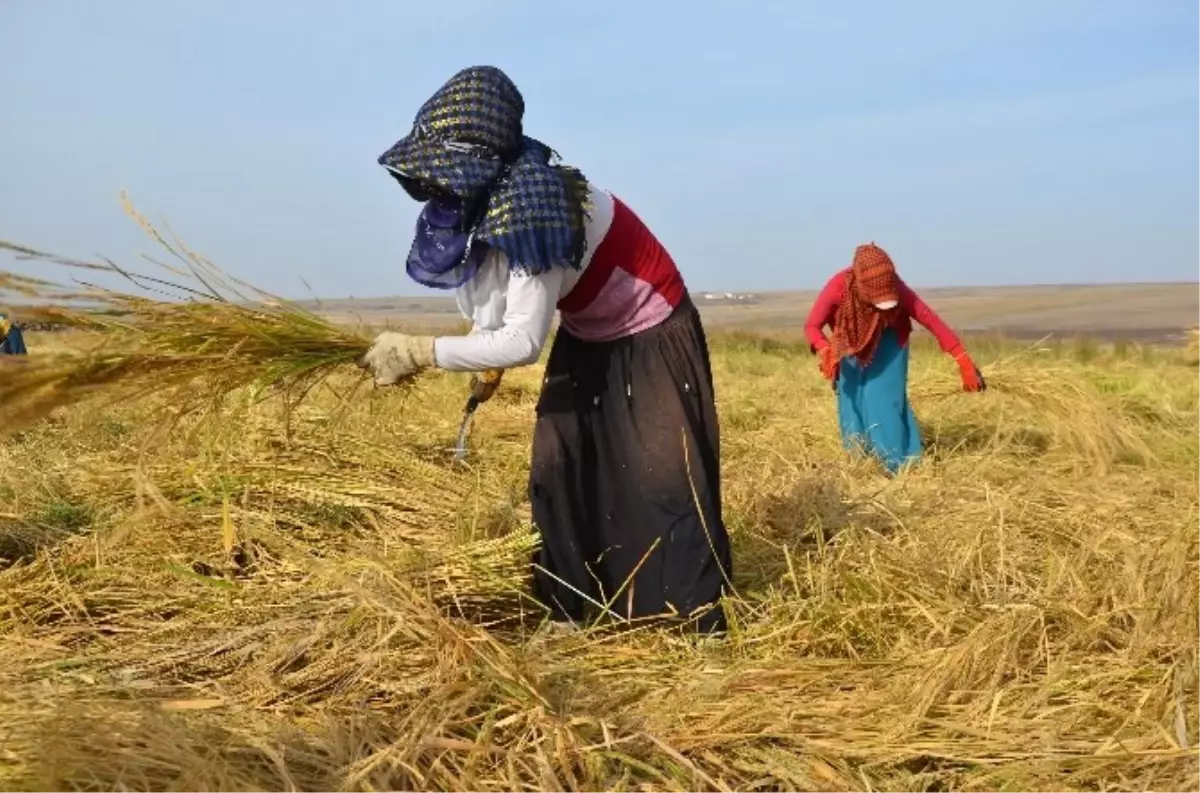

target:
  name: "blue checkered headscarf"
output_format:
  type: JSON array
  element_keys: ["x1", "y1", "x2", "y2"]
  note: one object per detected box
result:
[{"x1": 379, "y1": 66, "x2": 591, "y2": 283}]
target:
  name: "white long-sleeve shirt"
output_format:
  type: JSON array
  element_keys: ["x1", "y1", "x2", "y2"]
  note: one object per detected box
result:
[
  {"x1": 431, "y1": 183, "x2": 686, "y2": 371},
  {"x1": 433, "y1": 250, "x2": 578, "y2": 371}
]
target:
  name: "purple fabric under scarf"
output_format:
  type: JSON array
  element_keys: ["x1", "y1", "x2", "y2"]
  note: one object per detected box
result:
[{"x1": 405, "y1": 197, "x2": 489, "y2": 289}]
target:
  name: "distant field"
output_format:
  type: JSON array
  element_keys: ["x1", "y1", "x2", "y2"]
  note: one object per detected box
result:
[{"x1": 310, "y1": 282, "x2": 1199, "y2": 344}]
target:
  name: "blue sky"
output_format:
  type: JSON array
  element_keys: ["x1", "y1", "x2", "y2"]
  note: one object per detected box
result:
[{"x1": 1, "y1": 0, "x2": 1196, "y2": 298}]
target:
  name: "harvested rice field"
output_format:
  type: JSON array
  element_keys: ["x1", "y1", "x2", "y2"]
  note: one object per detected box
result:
[{"x1": 0, "y1": 324, "x2": 1196, "y2": 792}]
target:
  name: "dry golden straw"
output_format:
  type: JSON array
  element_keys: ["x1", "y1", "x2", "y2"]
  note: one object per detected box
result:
[
  {"x1": 1, "y1": 333, "x2": 1195, "y2": 791},
  {"x1": 0, "y1": 198, "x2": 1196, "y2": 791},
  {"x1": 1, "y1": 194, "x2": 371, "y2": 435}
]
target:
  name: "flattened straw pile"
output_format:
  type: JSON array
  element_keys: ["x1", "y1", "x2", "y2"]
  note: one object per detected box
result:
[
  {"x1": 0, "y1": 196, "x2": 371, "y2": 435},
  {"x1": 910, "y1": 347, "x2": 1155, "y2": 471},
  {"x1": 1, "y1": 199, "x2": 1197, "y2": 791},
  {"x1": 2, "y1": 357, "x2": 1196, "y2": 790}
]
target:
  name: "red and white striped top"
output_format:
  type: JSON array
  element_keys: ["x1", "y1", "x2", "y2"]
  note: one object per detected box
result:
[
  {"x1": 433, "y1": 184, "x2": 688, "y2": 371},
  {"x1": 556, "y1": 191, "x2": 685, "y2": 341}
]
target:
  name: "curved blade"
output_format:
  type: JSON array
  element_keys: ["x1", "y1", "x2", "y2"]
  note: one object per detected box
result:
[{"x1": 452, "y1": 396, "x2": 480, "y2": 461}]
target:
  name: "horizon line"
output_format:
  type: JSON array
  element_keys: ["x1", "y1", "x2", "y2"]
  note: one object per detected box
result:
[{"x1": 301, "y1": 279, "x2": 1200, "y2": 303}]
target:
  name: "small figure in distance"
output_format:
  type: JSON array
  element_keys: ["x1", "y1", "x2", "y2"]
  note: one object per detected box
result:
[
  {"x1": 805, "y1": 243, "x2": 985, "y2": 474},
  {"x1": 0, "y1": 311, "x2": 28, "y2": 355}
]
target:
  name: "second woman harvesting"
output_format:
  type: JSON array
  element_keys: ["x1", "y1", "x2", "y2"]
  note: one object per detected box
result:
[{"x1": 805, "y1": 243, "x2": 985, "y2": 474}]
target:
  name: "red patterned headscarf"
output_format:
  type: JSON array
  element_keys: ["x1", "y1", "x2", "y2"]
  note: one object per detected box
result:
[{"x1": 832, "y1": 243, "x2": 900, "y2": 366}]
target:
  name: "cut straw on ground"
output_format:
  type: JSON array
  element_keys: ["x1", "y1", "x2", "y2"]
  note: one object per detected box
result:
[
  {"x1": 0, "y1": 344, "x2": 1194, "y2": 790},
  {"x1": 1, "y1": 199, "x2": 1196, "y2": 791}
]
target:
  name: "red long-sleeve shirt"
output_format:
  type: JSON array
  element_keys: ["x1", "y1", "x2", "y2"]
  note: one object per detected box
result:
[{"x1": 804, "y1": 269, "x2": 963, "y2": 355}]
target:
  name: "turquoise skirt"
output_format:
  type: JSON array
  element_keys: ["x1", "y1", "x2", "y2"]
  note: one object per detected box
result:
[{"x1": 836, "y1": 328, "x2": 922, "y2": 474}]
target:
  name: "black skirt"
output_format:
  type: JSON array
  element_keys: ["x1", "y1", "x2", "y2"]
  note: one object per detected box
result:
[{"x1": 528, "y1": 296, "x2": 732, "y2": 633}]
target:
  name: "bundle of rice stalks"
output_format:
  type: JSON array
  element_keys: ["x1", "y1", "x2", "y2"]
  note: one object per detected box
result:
[
  {"x1": 911, "y1": 347, "x2": 1154, "y2": 471},
  {"x1": 0, "y1": 195, "x2": 372, "y2": 435}
]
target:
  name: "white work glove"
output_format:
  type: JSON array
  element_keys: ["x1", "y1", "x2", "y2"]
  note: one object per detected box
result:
[{"x1": 357, "y1": 332, "x2": 437, "y2": 386}]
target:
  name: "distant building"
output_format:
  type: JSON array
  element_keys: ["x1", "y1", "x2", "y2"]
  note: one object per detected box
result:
[{"x1": 698, "y1": 292, "x2": 757, "y2": 302}]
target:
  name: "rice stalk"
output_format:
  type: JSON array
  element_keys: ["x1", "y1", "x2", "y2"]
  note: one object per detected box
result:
[
  {"x1": 911, "y1": 347, "x2": 1155, "y2": 471},
  {"x1": 0, "y1": 196, "x2": 373, "y2": 435},
  {"x1": 2, "y1": 204, "x2": 1197, "y2": 790},
  {"x1": 0, "y1": 328, "x2": 1196, "y2": 791}
]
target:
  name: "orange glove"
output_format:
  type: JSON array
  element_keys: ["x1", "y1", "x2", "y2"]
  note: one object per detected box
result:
[
  {"x1": 951, "y1": 346, "x2": 986, "y2": 392},
  {"x1": 818, "y1": 346, "x2": 839, "y2": 382}
]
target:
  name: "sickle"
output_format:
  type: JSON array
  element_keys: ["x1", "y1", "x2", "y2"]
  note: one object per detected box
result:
[{"x1": 452, "y1": 395, "x2": 481, "y2": 462}]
